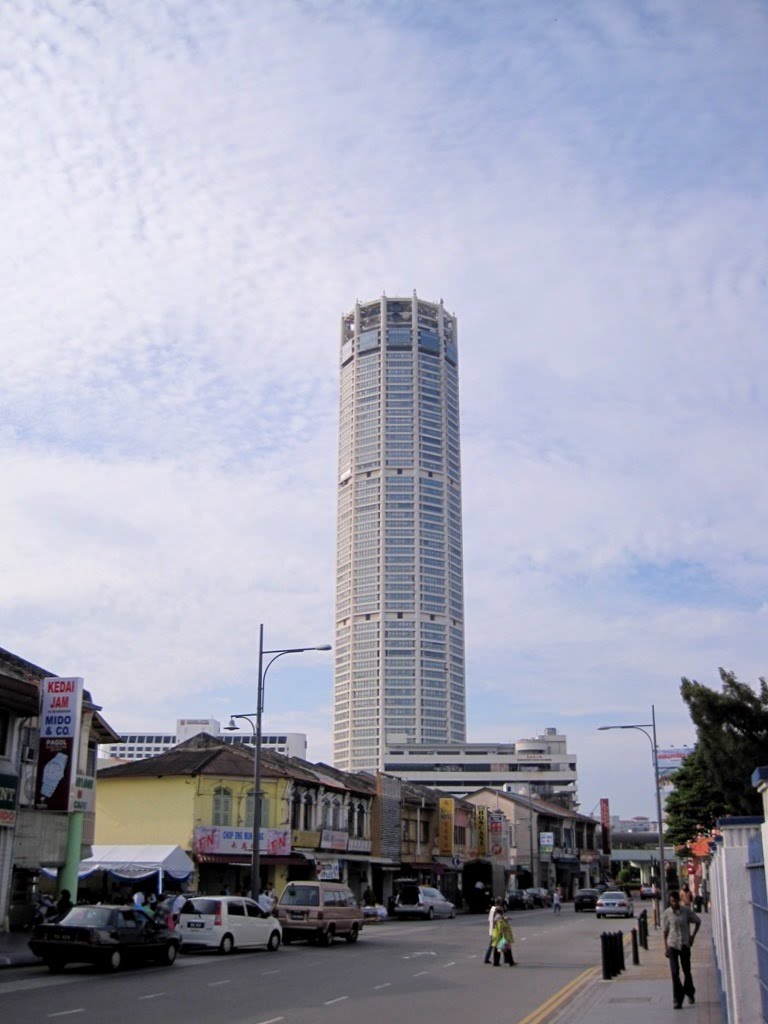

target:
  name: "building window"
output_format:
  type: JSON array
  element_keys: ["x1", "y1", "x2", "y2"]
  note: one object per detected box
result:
[{"x1": 212, "y1": 787, "x2": 232, "y2": 827}]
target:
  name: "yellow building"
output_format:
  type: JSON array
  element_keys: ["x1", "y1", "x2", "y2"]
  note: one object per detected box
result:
[{"x1": 97, "y1": 733, "x2": 303, "y2": 896}]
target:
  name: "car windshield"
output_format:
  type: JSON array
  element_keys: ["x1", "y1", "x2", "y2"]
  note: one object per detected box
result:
[
  {"x1": 602, "y1": 892, "x2": 625, "y2": 899},
  {"x1": 280, "y1": 886, "x2": 320, "y2": 907},
  {"x1": 577, "y1": 890, "x2": 597, "y2": 896},
  {"x1": 57, "y1": 907, "x2": 115, "y2": 928}
]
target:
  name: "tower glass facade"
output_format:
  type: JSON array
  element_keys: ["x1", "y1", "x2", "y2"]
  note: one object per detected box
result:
[{"x1": 333, "y1": 294, "x2": 466, "y2": 772}]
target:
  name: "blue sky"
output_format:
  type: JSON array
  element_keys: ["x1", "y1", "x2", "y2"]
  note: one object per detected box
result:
[{"x1": 2, "y1": 0, "x2": 766, "y2": 820}]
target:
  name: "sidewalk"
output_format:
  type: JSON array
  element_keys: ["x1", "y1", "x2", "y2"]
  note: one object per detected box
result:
[{"x1": 549, "y1": 913, "x2": 723, "y2": 1024}]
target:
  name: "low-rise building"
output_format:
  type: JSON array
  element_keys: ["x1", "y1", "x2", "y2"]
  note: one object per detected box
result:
[{"x1": 1, "y1": 646, "x2": 118, "y2": 931}]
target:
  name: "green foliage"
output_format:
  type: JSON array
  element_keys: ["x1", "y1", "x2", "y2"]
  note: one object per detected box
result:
[
  {"x1": 616, "y1": 867, "x2": 633, "y2": 884},
  {"x1": 665, "y1": 669, "x2": 768, "y2": 846}
]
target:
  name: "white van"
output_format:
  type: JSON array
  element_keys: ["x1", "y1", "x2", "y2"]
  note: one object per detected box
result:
[{"x1": 177, "y1": 896, "x2": 282, "y2": 954}]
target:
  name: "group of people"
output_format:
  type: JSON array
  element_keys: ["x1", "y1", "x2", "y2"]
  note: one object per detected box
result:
[{"x1": 484, "y1": 899, "x2": 517, "y2": 966}]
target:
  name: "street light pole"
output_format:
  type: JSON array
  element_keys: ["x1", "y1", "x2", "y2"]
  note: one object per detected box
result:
[
  {"x1": 598, "y1": 704, "x2": 668, "y2": 909},
  {"x1": 227, "y1": 624, "x2": 331, "y2": 898}
]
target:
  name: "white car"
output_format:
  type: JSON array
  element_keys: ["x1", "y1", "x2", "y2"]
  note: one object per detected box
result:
[
  {"x1": 393, "y1": 883, "x2": 456, "y2": 919},
  {"x1": 177, "y1": 896, "x2": 282, "y2": 954},
  {"x1": 595, "y1": 891, "x2": 635, "y2": 919}
]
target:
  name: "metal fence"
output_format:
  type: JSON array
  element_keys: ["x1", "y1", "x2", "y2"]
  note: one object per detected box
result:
[{"x1": 748, "y1": 829, "x2": 768, "y2": 1024}]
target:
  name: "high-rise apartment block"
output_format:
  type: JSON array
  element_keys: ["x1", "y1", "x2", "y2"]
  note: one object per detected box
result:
[{"x1": 334, "y1": 294, "x2": 466, "y2": 771}]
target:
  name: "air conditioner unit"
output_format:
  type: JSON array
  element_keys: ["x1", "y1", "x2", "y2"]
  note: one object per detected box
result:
[{"x1": 20, "y1": 745, "x2": 36, "y2": 763}]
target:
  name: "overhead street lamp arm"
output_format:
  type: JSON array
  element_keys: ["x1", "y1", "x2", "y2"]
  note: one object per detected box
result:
[
  {"x1": 597, "y1": 705, "x2": 667, "y2": 909},
  {"x1": 228, "y1": 625, "x2": 331, "y2": 899}
]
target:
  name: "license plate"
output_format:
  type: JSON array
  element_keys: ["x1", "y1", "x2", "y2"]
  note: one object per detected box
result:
[
  {"x1": 187, "y1": 921, "x2": 205, "y2": 929},
  {"x1": 289, "y1": 912, "x2": 304, "y2": 921},
  {"x1": 53, "y1": 933, "x2": 72, "y2": 941}
]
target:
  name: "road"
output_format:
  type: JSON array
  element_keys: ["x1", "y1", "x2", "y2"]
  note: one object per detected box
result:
[{"x1": 2, "y1": 907, "x2": 628, "y2": 1024}]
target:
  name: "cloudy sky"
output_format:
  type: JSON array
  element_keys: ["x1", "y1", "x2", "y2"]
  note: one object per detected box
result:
[{"x1": 3, "y1": 0, "x2": 766, "y2": 820}]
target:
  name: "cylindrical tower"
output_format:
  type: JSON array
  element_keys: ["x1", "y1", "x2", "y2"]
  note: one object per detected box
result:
[{"x1": 333, "y1": 293, "x2": 466, "y2": 772}]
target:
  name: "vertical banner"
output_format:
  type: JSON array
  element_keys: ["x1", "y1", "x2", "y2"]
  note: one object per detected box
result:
[
  {"x1": 439, "y1": 797, "x2": 455, "y2": 856},
  {"x1": 600, "y1": 797, "x2": 611, "y2": 855},
  {"x1": 488, "y1": 810, "x2": 505, "y2": 857},
  {"x1": 35, "y1": 677, "x2": 83, "y2": 811},
  {"x1": 476, "y1": 805, "x2": 488, "y2": 856}
]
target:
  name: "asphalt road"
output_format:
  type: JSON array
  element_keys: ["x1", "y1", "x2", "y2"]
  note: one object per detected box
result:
[{"x1": 2, "y1": 907, "x2": 627, "y2": 1024}]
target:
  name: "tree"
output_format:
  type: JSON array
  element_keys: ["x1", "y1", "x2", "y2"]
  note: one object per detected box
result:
[
  {"x1": 665, "y1": 669, "x2": 768, "y2": 846},
  {"x1": 663, "y1": 746, "x2": 726, "y2": 849}
]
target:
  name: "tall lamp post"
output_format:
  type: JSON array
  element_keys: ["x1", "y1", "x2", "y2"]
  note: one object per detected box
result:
[
  {"x1": 598, "y1": 705, "x2": 667, "y2": 909},
  {"x1": 226, "y1": 623, "x2": 331, "y2": 897}
]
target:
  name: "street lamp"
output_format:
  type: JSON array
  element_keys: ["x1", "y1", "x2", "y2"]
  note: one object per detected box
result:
[
  {"x1": 598, "y1": 704, "x2": 667, "y2": 909},
  {"x1": 226, "y1": 623, "x2": 331, "y2": 897}
]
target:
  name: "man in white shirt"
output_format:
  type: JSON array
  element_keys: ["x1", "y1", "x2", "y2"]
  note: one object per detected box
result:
[
  {"x1": 132, "y1": 890, "x2": 145, "y2": 908},
  {"x1": 663, "y1": 890, "x2": 701, "y2": 1008}
]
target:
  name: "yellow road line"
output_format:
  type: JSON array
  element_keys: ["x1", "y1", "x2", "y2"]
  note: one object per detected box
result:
[{"x1": 516, "y1": 966, "x2": 600, "y2": 1024}]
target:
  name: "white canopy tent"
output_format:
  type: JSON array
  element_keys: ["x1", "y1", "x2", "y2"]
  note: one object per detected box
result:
[{"x1": 74, "y1": 845, "x2": 194, "y2": 890}]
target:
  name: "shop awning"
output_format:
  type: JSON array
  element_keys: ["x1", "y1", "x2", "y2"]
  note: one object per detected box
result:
[{"x1": 196, "y1": 853, "x2": 308, "y2": 866}]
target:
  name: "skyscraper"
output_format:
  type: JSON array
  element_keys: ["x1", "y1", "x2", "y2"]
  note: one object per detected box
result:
[{"x1": 333, "y1": 293, "x2": 466, "y2": 772}]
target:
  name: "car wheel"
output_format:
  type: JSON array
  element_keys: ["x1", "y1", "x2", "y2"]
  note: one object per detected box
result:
[
  {"x1": 267, "y1": 930, "x2": 281, "y2": 952},
  {"x1": 322, "y1": 926, "x2": 335, "y2": 946},
  {"x1": 449, "y1": 907, "x2": 455, "y2": 919},
  {"x1": 219, "y1": 934, "x2": 234, "y2": 955},
  {"x1": 427, "y1": 908, "x2": 434, "y2": 920},
  {"x1": 162, "y1": 942, "x2": 178, "y2": 966},
  {"x1": 44, "y1": 959, "x2": 64, "y2": 974},
  {"x1": 104, "y1": 949, "x2": 122, "y2": 972},
  {"x1": 345, "y1": 924, "x2": 359, "y2": 944}
]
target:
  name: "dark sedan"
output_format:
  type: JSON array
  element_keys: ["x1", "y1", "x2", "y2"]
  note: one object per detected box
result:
[
  {"x1": 573, "y1": 888, "x2": 599, "y2": 912},
  {"x1": 505, "y1": 889, "x2": 534, "y2": 910},
  {"x1": 29, "y1": 905, "x2": 180, "y2": 973}
]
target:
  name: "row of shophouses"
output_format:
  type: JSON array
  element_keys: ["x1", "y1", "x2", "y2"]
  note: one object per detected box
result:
[{"x1": 0, "y1": 645, "x2": 601, "y2": 929}]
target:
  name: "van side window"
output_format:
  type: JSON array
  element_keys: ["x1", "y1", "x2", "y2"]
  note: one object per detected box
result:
[{"x1": 324, "y1": 890, "x2": 337, "y2": 906}]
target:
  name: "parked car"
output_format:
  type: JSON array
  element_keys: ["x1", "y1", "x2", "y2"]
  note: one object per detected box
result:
[
  {"x1": 573, "y1": 888, "x2": 599, "y2": 912},
  {"x1": 29, "y1": 905, "x2": 180, "y2": 973},
  {"x1": 393, "y1": 883, "x2": 456, "y2": 919},
  {"x1": 178, "y1": 896, "x2": 282, "y2": 954},
  {"x1": 595, "y1": 891, "x2": 635, "y2": 918},
  {"x1": 505, "y1": 888, "x2": 534, "y2": 911},
  {"x1": 276, "y1": 881, "x2": 363, "y2": 945},
  {"x1": 639, "y1": 884, "x2": 655, "y2": 900},
  {"x1": 526, "y1": 887, "x2": 552, "y2": 907}
]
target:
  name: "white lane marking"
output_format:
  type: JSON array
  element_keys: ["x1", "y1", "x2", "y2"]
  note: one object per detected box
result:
[
  {"x1": 48, "y1": 1013, "x2": 84, "y2": 1019},
  {"x1": 139, "y1": 993, "x2": 165, "y2": 999},
  {"x1": 443, "y1": 961, "x2": 456, "y2": 967},
  {"x1": 256, "y1": 1018, "x2": 284, "y2": 1024},
  {"x1": 304, "y1": 960, "x2": 324, "y2": 966},
  {"x1": 374, "y1": 983, "x2": 391, "y2": 990},
  {"x1": 207, "y1": 980, "x2": 230, "y2": 987},
  {"x1": 413, "y1": 971, "x2": 428, "y2": 977},
  {"x1": 324, "y1": 996, "x2": 349, "y2": 1005},
  {"x1": 261, "y1": 969, "x2": 280, "y2": 975}
]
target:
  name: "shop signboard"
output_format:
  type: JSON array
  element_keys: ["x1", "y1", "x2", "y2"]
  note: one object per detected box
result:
[
  {"x1": 0, "y1": 773, "x2": 18, "y2": 827},
  {"x1": 439, "y1": 797, "x2": 454, "y2": 856},
  {"x1": 34, "y1": 676, "x2": 83, "y2": 811},
  {"x1": 194, "y1": 825, "x2": 291, "y2": 855}
]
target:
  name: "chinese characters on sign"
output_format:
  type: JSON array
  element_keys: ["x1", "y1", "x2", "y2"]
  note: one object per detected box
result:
[{"x1": 194, "y1": 825, "x2": 292, "y2": 856}]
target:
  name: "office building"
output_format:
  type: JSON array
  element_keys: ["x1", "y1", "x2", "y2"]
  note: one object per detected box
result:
[
  {"x1": 382, "y1": 727, "x2": 578, "y2": 806},
  {"x1": 100, "y1": 717, "x2": 307, "y2": 762},
  {"x1": 334, "y1": 293, "x2": 466, "y2": 771}
]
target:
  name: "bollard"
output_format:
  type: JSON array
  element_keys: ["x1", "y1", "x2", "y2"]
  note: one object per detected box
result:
[
  {"x1": 601, "y1": 932, "x2": 613, "y2": 979},
  {"x1": 631, "y1": 927, "x2": 640, "y2": 965},
  {"x1": 638, "y1": 909, "x2": 648, "y2": 949},
  {"x1": 618, "y1": 930, "x2": 626, "y2": 972}
]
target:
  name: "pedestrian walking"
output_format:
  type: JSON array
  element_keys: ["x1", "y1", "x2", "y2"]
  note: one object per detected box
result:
[
  {"x1": 491, "y1": 911, "x2": 516, "y2": 966},
  {"x1": 553, "y1": 887, "x2": 562, "y2": 914},
  {"x1": 483, "y1": 899, "x2": 503, "y2": 964},
  {"x1": 663, "y1": 890, "x2": 701, "y2": 1009}
]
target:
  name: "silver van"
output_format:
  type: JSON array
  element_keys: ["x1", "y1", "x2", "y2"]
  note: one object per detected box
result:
[{"x1": 276, "y1": 881, "x2": 363, "y2": 945}]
